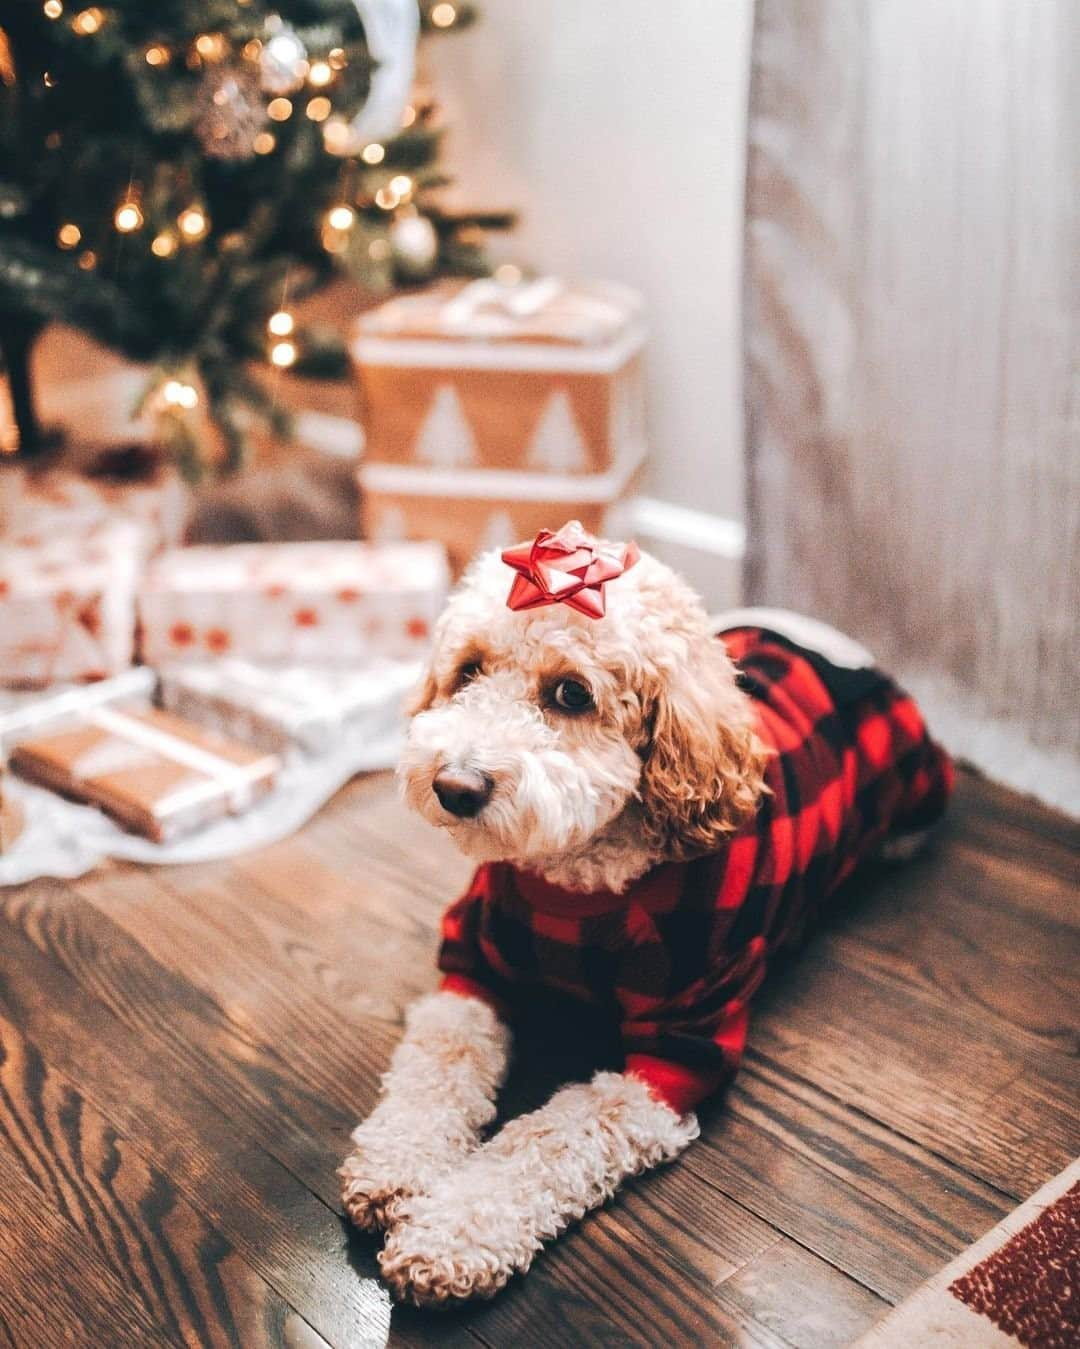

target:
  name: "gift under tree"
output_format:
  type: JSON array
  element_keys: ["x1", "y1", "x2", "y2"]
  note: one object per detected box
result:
[{"x1": 0, "y1": 0, "x2": 512, "y2": 475}]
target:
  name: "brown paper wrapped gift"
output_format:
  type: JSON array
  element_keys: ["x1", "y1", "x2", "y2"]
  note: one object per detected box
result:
[
  {"x1": 12, "y1": 704, "x2": 279, "y2": 843},
  {"x1": 0, "y1": 763, "x2": 24, "y2": 854},
  {"x1": 351, "y1": 278, "x2": 647, "y2": 476}
]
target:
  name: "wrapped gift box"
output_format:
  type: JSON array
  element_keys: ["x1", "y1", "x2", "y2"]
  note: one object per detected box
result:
[
  {"x1": 0, "y1": 763, "x2": 24, "y2": 854},
  {"x1": 351, "y1": 277, "x2": 647, "y2": 476},
  {"x1": 159, "y1": 657, "x2": 422, "y2": 755},
  {"x1": 0, "y1": 667, "x2": 157, "y2": 754},
  {"x1": 0, "y1": 524, "x2": 143, "y2": 688},
  {"x1": 1, "y1": 447, "x2": 189, "y2": 557},
  {"x1": 11, "y1": 702, "x2": 279, "y2": 843},
  {"x1": 352, "y1": 277, "x2": 647, "y2": 574},
  {"x1": 139, "y1": 540, "x2": 449, "y2": 667}
]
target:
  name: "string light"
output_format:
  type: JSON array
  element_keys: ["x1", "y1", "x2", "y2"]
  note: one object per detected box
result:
[
  {"x1": 242, "y1": 39, "x2": 262, "y2": 61},
  {"x1": 57, "y1": 222, "x2": 81, "y2": 249},
  {"x1": 389, "y1": 174, "x2": 413, "y2": 197},
  {"x1": 327, "y1": 204, "x2": 356, "y2": 230},
  {"x1": 77, "y1": 249, "x2": 97, "y2": 270},
  {"x1": 361, "y1": 142, "x2": 385, "y2": 165},
  {"x1": 145, "y1": 44, "x2": 170, "y2": 66},
  {"x1": 194, "y1": 32, "x2": 228, "y2": 62},
  {"x1": 368, "y1": 237, "x2": 391, "y2": 261},
  {"x1": 374, "y1": 185, "x2": 400, "y2": 210},
  {"x1": 495, "y1": 263, "x2": 523, "y2": 285},
  {"x1": 430, "y1": 3, "x2": 457, "y2": 28},
  {"x1": 401, "y1": 104, "x2": 417, "y2": 128},
  {"x1": 72, "y1": 7, "x2": 104, "y2": 35},
  {"x1": 306, "y1": 96, "x2": 331, "y2": 122},
  {"x1": 46, "y1": 131, "x2": 62, "y2": 149},
  {"x1": 43, "y1": 71, "x2": 57, "y2": 88},
  {"x1": 151, "y1": 231, "x2": 177, "y2": 257},
  {"x1": 253, "y1": 131, "x2": 276, "y2": 154},
  {"x1": 308, "y1": 60, "x2": 332, "y2": 87},
  {"x1": 162, "y1": 380, "x2": 198, "y2": 408},
  {"x1": 328, "y1": 47, "x2": 347, "y2": 70},
  {"x1": 322, "y1": 119, "x2": 352, "y2": 154},
  {"x1": 268, "y1": 310, "x2": 294, "y2": 336},
  {"x1": 43, "y1": 0, "x2": 63, "y2": 18},
  {"x1": 267, "y1": 97, "x2": 292, "y2": 121},
  {"x1": 177, "y1": 206, "x2": 209, "y2": 241},
  {"x1": 270, "y1": 341, "x2": 297, "y2": 367},
  {"x1": 114, "y1": 201, "x2": 144, "y2": 232}
]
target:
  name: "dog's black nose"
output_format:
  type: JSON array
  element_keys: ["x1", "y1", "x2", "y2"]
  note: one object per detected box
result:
[{"x1": 432, "y1": 767, "x2": 493, "y2": 818}]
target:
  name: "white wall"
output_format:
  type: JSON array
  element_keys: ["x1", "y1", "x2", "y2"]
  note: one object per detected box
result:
[{"x1": 424, "y1": 0, "x2": 754, "y2": 527}]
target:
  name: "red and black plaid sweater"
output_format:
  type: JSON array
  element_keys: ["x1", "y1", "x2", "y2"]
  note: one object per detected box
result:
[{"x1": 438, "y1": 626, "x2": 953, "y2": 1114}]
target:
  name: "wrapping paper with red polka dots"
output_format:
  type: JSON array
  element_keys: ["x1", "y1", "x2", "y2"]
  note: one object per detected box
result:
[
  {"x1": 138, "y1": 539, "x2": 449, "y2": 667},
  {"x1": 0, "y1": 523, "x2": 144, "y2": 687}
]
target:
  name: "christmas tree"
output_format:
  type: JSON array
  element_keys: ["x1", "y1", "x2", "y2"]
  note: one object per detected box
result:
[{"x1": 0, "y1": 1, "x2": 512, "y2": 475}]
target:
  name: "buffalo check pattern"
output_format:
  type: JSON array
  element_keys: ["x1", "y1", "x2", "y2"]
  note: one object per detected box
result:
[{"x1": 439, "y1": 627, "x2": 954, "y2": 1114}]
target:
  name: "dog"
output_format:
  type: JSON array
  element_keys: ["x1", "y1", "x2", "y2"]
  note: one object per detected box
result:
[{"x1": 340, "y1": 521, "x2": 953, "y2": 1307}]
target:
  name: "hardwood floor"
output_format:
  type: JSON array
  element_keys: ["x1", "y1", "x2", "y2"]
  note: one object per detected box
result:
[{"x1": 0, "y1": 768, "x2": 1076, "y2": 1348}]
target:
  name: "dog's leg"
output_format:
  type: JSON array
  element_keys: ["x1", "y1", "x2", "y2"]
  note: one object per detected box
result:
[
  {"x1": 339, "y1": 991, "x2": 510, "y2": 1232},
  {"x1": 378, "y1": 1071, "x2": 698, "y2": 1305}
]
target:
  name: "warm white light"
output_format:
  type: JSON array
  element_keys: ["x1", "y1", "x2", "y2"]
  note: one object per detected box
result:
[
  {"x1": 57, "y1": 222, "x2": 81, "y2": 248},
  {"x1": 374, "y1": 186, "x2": 400, "y2": 211},
  {"x1": 43, "y1": 0, "x2": 63, "y2": 18},
  {"x1": 267, "y1": 97, "x2": 292, "y2": 121},
  {"x1": 144, "y1": 44, "x2": 169, "y2": 66},
  {"x1": 401, "y1": 104, "x2": 416, "y2": 128},
  {"x1": 253, "y1": 131, "x2": 276, "y2": 154},
  {"x1": 389, "y1": 174, "x2": 412, "y2": 197},
  {"x1": 494, "y1": 263, "x2": 523, "y2": 286},
  {"x1": 431, "y1": 3, "x2": 457, "y2": 28},
  {"x1": 72, "y1": 7, "x2": 103, "y2": 35},
  {"x1": 306, "y1": 96, "x2": 331, "y2": 122},
  {"x1": 308, "y1": 60, "x2": 332, "y2": 87},
  {"x1": 270, "y1": 341, "x2": 297, "y2": 367},
  {"x1": 268, "y1": 310, "x2": 294, "y2": 336},
  {"x1": 361, "y1": 142, "x2": 385, "y2": 165},
  {"x1": 114, "y1": 202, "x2": 143, "y2": 232},
  {"x1": 162, "y1": 380, "x2": 198, "y2": 408},
  {"x1": 368, "y1": 237, "x2": 391, "y2": 261},
  {"x1": 327, "y1": 204, "x2": 356, "y2": 230},
  {"x1": 151, "y1": 231, "x2": 177, "y2": 258},
  {"x1": 177, "y1": 207, "x2": 208, "y2": 240},
  {"x1": 77, "y1": 250, "x2": 96, "y2": 270}
]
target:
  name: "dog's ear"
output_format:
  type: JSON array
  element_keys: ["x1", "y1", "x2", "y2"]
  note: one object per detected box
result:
[{"x1": 637, "y1": 639, "x2": 767, "y2": 860}]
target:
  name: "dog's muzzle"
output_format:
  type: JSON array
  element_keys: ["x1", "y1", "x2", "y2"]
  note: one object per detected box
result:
[{"x1": 432, "y1": 766, "x2": 493, "y2": 819}]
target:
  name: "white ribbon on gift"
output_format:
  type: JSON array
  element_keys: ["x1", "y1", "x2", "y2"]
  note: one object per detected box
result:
[
  {"x1": 75, "y1": 706, "x2": 276, "y2": 817},
  {"x1": 411, "y1": 277, "x2": 636, "y2": 344}
]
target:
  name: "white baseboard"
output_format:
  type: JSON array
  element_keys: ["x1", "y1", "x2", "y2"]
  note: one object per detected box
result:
[{"x1": 623, "y1": 496, "x2": 746, "y2": 611}]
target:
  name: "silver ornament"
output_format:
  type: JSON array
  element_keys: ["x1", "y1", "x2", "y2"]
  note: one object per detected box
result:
[
  {"x1": 390, "y1": 213, "x2": 438, "y2": 279},
  {"x1": 259, "y1": 24, "x2": 308, "y2": 95},
  {"x1": 194, "y1": 64, "x2": 267, "y2": 160}
]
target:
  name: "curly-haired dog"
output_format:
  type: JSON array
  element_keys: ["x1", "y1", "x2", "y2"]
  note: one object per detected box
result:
[{"x1": 340, "y1": 522, "x2": 953, "y2": 1306}]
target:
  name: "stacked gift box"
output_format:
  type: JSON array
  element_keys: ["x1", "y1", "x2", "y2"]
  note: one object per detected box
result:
[{"x1": 351, "y1": 275, "x2": 648, "y2": 573}]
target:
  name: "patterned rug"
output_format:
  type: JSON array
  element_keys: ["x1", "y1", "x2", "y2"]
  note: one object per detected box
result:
[{"x1": 856, "y1": 1159, "x2": 1080, "y2": 1348}]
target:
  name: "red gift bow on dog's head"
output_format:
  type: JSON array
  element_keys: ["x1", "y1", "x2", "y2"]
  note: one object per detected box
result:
[{"x1": 501, "y1": 520, "x2": 640, "y2": 619}]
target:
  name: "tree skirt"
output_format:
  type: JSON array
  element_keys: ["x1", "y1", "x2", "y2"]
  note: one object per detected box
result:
[
  {"x1": 855, "y1": 1158, "x2": 1080, "y2": 1348},
  {"x1": 0, "y1": 723, "x2": 403, "y2": 887}
]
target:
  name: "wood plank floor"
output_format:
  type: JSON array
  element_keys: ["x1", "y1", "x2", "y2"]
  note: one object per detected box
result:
[{"x1": 0, "y1": 767, "x2": 1076, "y2": 1348}]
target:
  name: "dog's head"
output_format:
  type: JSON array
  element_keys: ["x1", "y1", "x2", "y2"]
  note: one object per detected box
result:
[{"x1": 398, "y1": 536, "x2": 766, "y2": 889}]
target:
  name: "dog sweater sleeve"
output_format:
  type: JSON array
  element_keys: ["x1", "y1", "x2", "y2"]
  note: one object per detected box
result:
[{"x1": 437, "y1": 865, "x2": 513, "y2": 1019}]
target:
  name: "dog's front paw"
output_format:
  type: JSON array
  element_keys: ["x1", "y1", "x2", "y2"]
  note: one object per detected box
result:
[
  {"x1": 338, "y1": 1125, "x2": 456, "y2": 1233},
  {"x1": 378, "y1": 1192, "x2": 531, "y2": 1307}
]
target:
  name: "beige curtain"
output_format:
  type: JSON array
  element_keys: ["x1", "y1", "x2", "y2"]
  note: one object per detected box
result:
[{"x1": 744, "y1": 0, "x2": 1079, "y2": 815}]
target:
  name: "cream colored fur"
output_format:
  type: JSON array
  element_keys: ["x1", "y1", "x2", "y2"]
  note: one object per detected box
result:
[
  {"x1": 338, "y1": 992, "x2": 509, "y2": 1231},
  {"x1": 379, "y1": 1071, "x2": 699, "y2": 1307},
  {"x1": 343, "y1": 542, "x2": 770, "y2": 1304}
]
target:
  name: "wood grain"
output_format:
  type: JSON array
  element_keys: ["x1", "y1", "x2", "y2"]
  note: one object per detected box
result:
[{"x1": 1, "y1": 767, "x2": 1076, "y2": 1346}]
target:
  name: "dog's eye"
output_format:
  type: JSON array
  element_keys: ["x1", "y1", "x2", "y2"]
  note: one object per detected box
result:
[
  {"x1": 551, "y1": 678, "x2": 594, "y2": 713},
  {"x1": 454, "y1": 659, "x2": 482, "y2": 690}
]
